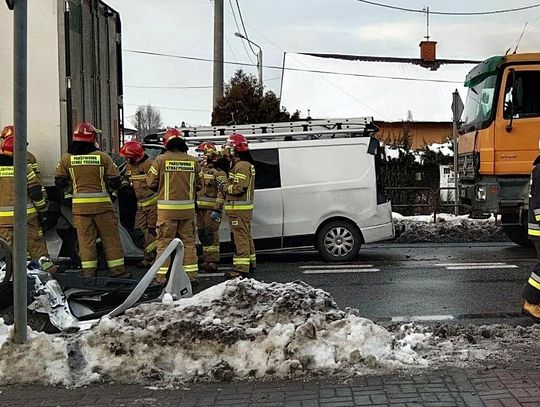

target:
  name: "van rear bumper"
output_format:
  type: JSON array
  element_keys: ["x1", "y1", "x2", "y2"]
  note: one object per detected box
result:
[{"x1": 359, "y1": 202, "x2": 395, "y2": 244}]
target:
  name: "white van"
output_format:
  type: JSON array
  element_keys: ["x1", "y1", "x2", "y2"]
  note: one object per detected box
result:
[{"x1": 187, "y1": 118, "x2": 395, "y2": 262}]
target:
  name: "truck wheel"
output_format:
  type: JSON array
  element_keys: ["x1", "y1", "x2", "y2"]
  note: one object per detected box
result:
[
  {"x1": 502, "y1": 210, "x2": 532, "y2": 247},
  {"x1": 316, "y1": 220, "x2": 361, "y2": 262}
]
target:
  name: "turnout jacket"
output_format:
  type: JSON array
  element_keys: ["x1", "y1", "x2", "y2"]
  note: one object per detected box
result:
[
  {"x1": 224, "y1": 159, "x2": 255, "y2": 219},
  {"x1": 197, "y1": 164, "x2": 227, "y2": 211},
  {"x1": 124, "y1": 156, "x2": 156, "y2": 207},
  {"x1": 147, "y1": 151, "x2": 201, "y2": 220},
  {"x1": 55, "y1": 151, "x2": 120, "y2": 215},
  {"x1": 0, "y1": 160, "x2": 47, "y2": 226},
  {"x1": 528, "y1": 155, "x2": 540, "y2": 240}
]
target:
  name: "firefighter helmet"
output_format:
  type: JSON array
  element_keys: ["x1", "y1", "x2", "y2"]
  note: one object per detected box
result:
[
  {"x1": 119, "y1": 140, "x2": 145, "y2": 162},
  {"x1": 196, "y1": 141, "x2": 218, "y2": 157},
  {"x1": 1, "y1": 125, "x2": 14, "y2": 139},
  {"x1": 73, "y1": 122, "x2": 100, "y2": 143},
  {"x1": 0, "y1": 135, "x2": 14, "y2": 156},
  {"x1": 163, "y1": 128, "x2": 184, "y2": 147},
  {"x1": 223, "y1": 133, "x2": 249, "y2": 154}
]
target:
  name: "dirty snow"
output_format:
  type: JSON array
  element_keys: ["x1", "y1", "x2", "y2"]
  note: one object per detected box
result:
[
  {"x1": 392, "y1": 213, "x2": 507, "y2": 243},
  {"x1": 0, "y1": 279, "x2": 534, "y2": 387}
]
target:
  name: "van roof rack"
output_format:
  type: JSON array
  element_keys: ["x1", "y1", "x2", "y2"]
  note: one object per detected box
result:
[{"x1": 144, "y1": 117, "x2": 379, "y2": 144}]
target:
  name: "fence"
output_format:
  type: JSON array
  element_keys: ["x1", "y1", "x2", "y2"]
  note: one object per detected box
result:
[{"x1": 384, "y1": 186, "x2": 471, "y2": 222}]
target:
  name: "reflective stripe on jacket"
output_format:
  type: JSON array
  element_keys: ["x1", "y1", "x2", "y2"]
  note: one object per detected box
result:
[
  {"x1": 224, "y1": 160, "x2": 255, "y2": 219},
  {"x1": 55, "y1": 152, "x2": 119, "y2": 215},
  {"x1": 196, "y1": 165, "x2": 227, "y2": 211},
  {"x1": 147, "y1": 151, "x2": 201, "y2": 220}
]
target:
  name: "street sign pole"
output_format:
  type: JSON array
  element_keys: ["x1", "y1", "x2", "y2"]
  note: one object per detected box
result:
[
  {"x1": 451, "y1": 90, "x2": 464, "y2": 217},
  {"x1": 12, "y1": 0, "x2": 28, "y2": 344}
]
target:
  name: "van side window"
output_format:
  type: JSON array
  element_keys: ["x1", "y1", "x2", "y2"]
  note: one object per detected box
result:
[
  {"x1": 503, "y1": 71, "x2": 540, "y2": 119},
  {"x1": 251, "y1": 149, "x2": 280, "y2": 189}
]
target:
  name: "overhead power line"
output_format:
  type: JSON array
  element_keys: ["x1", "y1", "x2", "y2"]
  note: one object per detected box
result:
[
  {"x1": 235, "y1": 0, "x2": 257, "y2": 56},
  {"x1": 228, "y1": 0, "x2": 254, "y2": 63},
  {"x1": 125, "y1": 85, "x2": 213, "y2": 89},
  {"x1": 124, "y1": 103, "x2": 211, "y2": 112},
  {"x1": 124, "y1": 49, "x2": 463, "y2": 84},
  {"x1": 355, "y1": 0, "x2": 540, "y2": 15}
]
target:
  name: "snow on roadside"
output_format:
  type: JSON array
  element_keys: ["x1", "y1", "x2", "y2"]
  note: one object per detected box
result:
[
  {"x1": 392, "y1": 212, "x2": 507, "y2": 243},
  {"x1": 0, "y1": 279, "x2": 535, "y2": 387}
]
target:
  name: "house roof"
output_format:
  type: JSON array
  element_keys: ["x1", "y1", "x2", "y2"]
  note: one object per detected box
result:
[{"x1": 280, "y1": 53, "x2": 480, "y2": 123}]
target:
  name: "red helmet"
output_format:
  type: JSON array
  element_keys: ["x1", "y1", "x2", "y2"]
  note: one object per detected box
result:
[
  {"x1": 0, "y1": 135, "x2": 14, "y2": 156},
  {"x1": 163, "y1": 128, "x2": 184, "y2": 147},
  {"x1": 73, "y1": 122, "x2": 100, "y2": 143},
  {"x1": 224, "y1": 133, "x2": 249, "y2": 153},
  {"x1": 196, "y1": 141, "x2": 218, "y2": 157},
  {"x1": 119, "y1": 140, "x2": 145, "y2": 162},
  {"x1": 1, "y1": 125, "x2": 14, "y2": 139}
]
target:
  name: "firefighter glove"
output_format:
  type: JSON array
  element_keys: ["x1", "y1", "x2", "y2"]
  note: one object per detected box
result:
[{"x1": 210, "y1": 210, "x2": 222, "y2": 222}]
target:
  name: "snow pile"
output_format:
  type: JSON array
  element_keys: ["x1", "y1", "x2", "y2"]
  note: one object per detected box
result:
[
  {"x1": 427, "y1": 142, "x2": 453, "y2": 157},
  {"x1": 0, "y1": 281, "x2": 538, "y2": 386},
  {"x1": 0, "y1": 280, "x2": 429, "y2": 386},
  {"x1": 393, "y1": 213, "x2": 507, "y2": 243}
]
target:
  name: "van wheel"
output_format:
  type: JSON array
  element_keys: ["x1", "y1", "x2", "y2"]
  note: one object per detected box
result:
[{"x1": 316, "y1": 221, "x2": 361, "y2": 262}]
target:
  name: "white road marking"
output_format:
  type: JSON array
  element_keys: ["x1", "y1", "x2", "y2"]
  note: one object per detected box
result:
[
  {"x1": 446, "y1": 265, "x2": 518, "y2": 270},
  {"x1": 435, "y1": 262, "x2": 507, "y2": 267},
  {"x1": 198, "y1": 273, "x2": 224, "y2": 278},
  {"x1": 302, "y1": 268, "x2": 380, "y2": 274},
  {"x1": 391, "y1": 315, "x2": 455, "y2": 322},
  {"x1": 299, "y1": 264, "x2": 374, "y2": 269}
]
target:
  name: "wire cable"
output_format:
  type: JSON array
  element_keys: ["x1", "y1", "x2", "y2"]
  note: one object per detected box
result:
[
  {"x1": 228, "y1": 0, "x2": 254, "y2": 63},
  {"x1": 125, "y1": 85, "x2": 213, "y2": 89},
  {"x1": 355, "y1": 0, "x2": 540, "y2": 16},
  {"x1": 235, "y1": 0, "x2": 258, "y2": 56},
  {"x1": 124, "y1": 103, "x2": 211, "y2": 112},
  {"x1": 124, "y1": 49, "x2": 464, "y2": 84}
]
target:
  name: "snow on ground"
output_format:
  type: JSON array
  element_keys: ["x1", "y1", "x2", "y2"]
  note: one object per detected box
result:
[
  {"x1": 0, "y1": 279, "x2": 537, "y2": 387},
  {"x1": 393, "y1": 212, "x2": 507, "y2": 243}
]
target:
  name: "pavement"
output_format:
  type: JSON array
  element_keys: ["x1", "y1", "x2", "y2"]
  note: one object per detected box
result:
[{"x1": 2, "y1": 368, "x2": 540, "y2": 406}]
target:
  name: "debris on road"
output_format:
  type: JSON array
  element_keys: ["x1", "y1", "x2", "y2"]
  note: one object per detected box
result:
[{"x1": 0, "y1": 279, "x2": 536, "y2": 386}]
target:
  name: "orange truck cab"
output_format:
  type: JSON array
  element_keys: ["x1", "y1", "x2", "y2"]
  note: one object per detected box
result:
[{"x1": 459, "y1": 53, "x2": 540, "y2": 245}]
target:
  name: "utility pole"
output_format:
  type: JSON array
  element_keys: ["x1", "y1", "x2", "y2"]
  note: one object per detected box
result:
[
  {"x1": 11, "y1": 0, "x2": 28, "y2": 344},
  {"x1": 256, "y1": 49, "x2": 263, "y2": 86},
  {"x1": 213, "y1": 0, "x2": 224, "y2": 108}
]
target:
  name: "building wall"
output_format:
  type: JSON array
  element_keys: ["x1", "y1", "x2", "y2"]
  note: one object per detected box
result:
[{"x1": 375, "y1": 121, "x2": 452, "y2": 150}]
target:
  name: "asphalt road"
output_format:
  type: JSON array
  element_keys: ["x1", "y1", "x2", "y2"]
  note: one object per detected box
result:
[{"x1": 191, "y1": 242, "x2": 537, "y2": 327}]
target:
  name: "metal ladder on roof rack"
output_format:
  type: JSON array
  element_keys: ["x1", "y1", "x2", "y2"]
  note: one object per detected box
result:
[{"x1": 175, "y1": 117, "x2": 379, "y2": 143}]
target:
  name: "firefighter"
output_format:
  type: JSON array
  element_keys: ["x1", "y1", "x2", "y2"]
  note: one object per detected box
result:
[
  {"x1": 0, "y1": 136, "x2": 56, "y2": 272},
  {"x1": 523, "y1": 145, "x2": 540, "y2": 320},
  {"x1": 1, "y1": 125, "x2": 40, "y2": 175},
  {"x1": 55, "y1": 122, "x2": 128, "y2": 278},
  {"x1": 147, "y1": 128, "x2": 201, "y2": 285},
  {"x1": 195, "y1": 142, "x2": 227, "y2": 272},
  {"x1": 119, "y1": 140, "x2": 157, "y2": 268},
  {"x1": 221, "y1": 133, "x2": 256, "y2": 278}
]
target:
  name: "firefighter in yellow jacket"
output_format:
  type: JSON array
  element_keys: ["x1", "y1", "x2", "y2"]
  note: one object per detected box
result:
[
  {"x1": 119, "y1": 140, "x2": 157, "y2": 268},
  {"x1": 221, "y1": 133, "x2": 256, "y2": 278},
  {"x1": 195, "y1": 142, "x2": 227, "y2": 272},
  {"x1": 55, "y1": 122, "x2": 127, "y2": 278},
  {"x1": 2, "y1": 125, "x2": 40, "y2": 175},
  {"x1": 523, "y1": 147, "x2": 540, "y2": 320},
  {"x1": 0, "y1": 136, "x2": 56, "y2": 272},
  {"x1": 147, "y1": 128, "x2": 201, "y2": 285}
]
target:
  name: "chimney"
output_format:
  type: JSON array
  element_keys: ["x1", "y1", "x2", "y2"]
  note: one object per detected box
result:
[{"x1": 419, "y1": 40, "x2": 437, "y2": 63}]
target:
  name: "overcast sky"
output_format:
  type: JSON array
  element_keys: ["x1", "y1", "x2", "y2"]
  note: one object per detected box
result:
[{"x1": 105, "y1": 0, "x2": 540, "y2": 127}]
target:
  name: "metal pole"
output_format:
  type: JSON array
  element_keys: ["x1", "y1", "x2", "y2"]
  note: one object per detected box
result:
[
  {"x1": 212, "y1": 0, "x2": 224, "y2": 108},
  {"x1": 13, "y1": 0, "x2": 28, "y2": 344},
  {"x1": 452, "y1": 92, "x2": 459, "y2": 216},
  {"x1": 257, "y1": 49, "x2": 263, "y2": 86}
]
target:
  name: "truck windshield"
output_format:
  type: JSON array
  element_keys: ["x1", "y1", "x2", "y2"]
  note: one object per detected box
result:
[{"x1": 462, "y1": 74, "x2": 497, "y2": 132}]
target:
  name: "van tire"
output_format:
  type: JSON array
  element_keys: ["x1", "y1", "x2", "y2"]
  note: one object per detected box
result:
[{"x1": 316, "y1": 220, "x2": 361, "y2": 262}]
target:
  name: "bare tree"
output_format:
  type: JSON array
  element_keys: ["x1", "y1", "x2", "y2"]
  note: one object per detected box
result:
[{"x1": 129, "y1": 104, "x2": 163, "y2": 139}]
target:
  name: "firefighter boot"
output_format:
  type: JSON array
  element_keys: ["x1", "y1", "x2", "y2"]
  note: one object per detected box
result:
[{"x1": 522, "y1": 300, "x2": 540, "y2": 322}]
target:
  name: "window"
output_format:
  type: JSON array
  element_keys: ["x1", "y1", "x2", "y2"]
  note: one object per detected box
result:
[
  {"x1": 251, "y1": 149, "x2": 280, "y2": 189},
  {"x1": 503, "y1": 71, "x2": 540, "y2": 119},
  {"x1": 462, "y1": 74, "x2": 497, "y2": 132}
]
